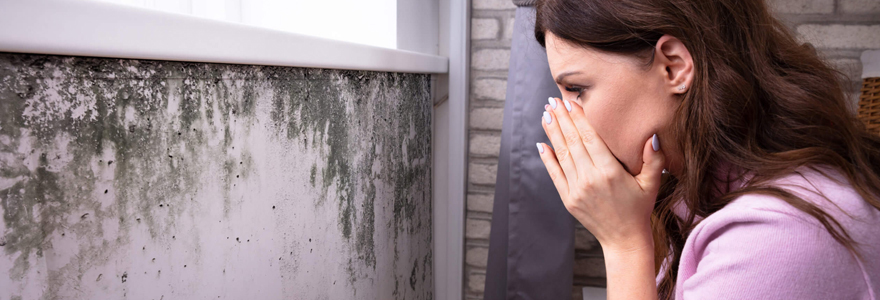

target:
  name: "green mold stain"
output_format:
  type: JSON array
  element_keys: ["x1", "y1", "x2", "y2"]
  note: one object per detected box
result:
[
  {"x1": 0, "y1": 53, "x2": 433, "y2": 296},
  {"x1": 267, "y1": 69, "x2": 432, "y2": 283},
  {"x1": 0, "y1": 54, "x2": 268, "y2": 282}
]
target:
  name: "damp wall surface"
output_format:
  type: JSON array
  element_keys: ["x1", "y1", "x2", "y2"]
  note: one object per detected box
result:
[{"x1": 0, "y1": 53, "x2": 433, "y2": 300}]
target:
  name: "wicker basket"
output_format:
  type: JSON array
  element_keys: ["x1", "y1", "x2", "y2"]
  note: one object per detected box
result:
[{"x1": 858, "y1": 77, "x2": 880, "y2": 136}]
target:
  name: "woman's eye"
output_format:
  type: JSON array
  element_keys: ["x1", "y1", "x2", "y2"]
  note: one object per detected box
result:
[
  {"x1": 564, "y1": 86, "x2": 585, "y2": 99},
  {"x1": 564, "y1": 86, "x2": 583, "y2": 93}
]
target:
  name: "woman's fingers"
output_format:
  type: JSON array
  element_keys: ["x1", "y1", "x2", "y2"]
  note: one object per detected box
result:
[
  {"x1": 537, "y1": 143, "x2": 570, "y2": 200},
  {"x1": 542, "y1": 100, "x2": 582, "y2": 187},
  {"x1": 634, "y1": 134, "x2": 666, "y2": 193},
  {"x1": 547, "y1": 97, "x2": 594, "y2": 179},
  {"x1": 566, "y1": 100, "x2": 621, "y2": 171}
]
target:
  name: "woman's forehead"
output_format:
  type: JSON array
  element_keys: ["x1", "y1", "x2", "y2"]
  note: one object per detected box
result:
[{"x1": 546, "y1": 35, "x2": 642, "y2": 77}]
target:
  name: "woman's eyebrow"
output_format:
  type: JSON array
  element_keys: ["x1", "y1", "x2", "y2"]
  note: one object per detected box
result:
[{"x1": 554, "y1": 71, "x2": 581, "y2": 84}]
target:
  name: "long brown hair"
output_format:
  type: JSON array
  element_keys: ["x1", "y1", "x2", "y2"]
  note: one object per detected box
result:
[{"x1": 534, "y1": 0, "x2": 880, "y2": 298}]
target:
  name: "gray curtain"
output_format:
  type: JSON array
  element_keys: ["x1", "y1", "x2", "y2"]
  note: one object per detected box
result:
[{"x1": 483, "y1": 5, "x2": 576, "y2": 300}]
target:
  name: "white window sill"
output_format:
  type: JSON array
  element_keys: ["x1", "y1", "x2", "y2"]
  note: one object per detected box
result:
[{"x1": 0, "y1": 0, "x2": 448, "y2": 74}]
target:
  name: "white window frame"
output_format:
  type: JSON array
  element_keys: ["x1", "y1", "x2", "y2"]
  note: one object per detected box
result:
[
  {"x1": 0, "y1": 0, "x2": 468, "y2": 298},
  {"x1": 0, "y1": 0, "x2": 446, "y2": 73}
]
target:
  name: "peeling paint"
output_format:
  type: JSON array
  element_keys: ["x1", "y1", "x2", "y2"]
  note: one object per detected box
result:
[{"x1": 0, "y1": 53, "x2": 432, "y2": 299}]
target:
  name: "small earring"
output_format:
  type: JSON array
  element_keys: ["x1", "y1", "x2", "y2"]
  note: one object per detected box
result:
[{"x1": 678, "y1": 84, "x2": 686, "y2": 92}]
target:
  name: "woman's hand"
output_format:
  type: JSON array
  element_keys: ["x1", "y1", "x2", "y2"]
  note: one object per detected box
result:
[{"x1": 537, "y1": 97, "x2": 666, "y2": 254}]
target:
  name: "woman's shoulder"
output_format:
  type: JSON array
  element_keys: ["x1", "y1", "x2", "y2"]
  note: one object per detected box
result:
[
  {"x1": 715, "y1": 165, "x2": 879, "y2": 228},
  {"x1": 691, "y1": 164, "x2": 880, "y2": 247},
  {"x1": 676, "y1": 165, "x2": 880, "y2": 299}
]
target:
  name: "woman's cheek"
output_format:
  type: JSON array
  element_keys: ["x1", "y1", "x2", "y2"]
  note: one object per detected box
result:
[
  {"x1": 583, "y1": 108, "x2": 625, "y2": 170},
  {"x1": 598, "y1": 117, "x2": 643, "y2": 175}
]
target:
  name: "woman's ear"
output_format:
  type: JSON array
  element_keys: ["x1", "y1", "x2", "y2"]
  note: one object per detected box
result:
[{"x1": 654, "y1": 35, "x2": 694, "y2": 95}]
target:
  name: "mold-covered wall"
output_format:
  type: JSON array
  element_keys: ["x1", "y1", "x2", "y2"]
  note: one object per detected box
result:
[{"x1": 0, "y1": 53, "x2": 432, "y2": 300}]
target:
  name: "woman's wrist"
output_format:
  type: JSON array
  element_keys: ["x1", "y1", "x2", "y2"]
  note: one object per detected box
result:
[
  {"x1": 598, "y1": 223, "x2": 655, "y2": 256},
  {"x1": 602, "y1": 235, "x2": 659, "y2": 300}
]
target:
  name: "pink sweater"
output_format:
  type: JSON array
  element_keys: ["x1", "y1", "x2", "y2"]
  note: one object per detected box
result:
[{"x1": 656, "y1": 166, "x2": 880, "y2": 299}]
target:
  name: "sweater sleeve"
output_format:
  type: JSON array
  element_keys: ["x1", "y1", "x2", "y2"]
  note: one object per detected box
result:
[{"x1": 678, "y1": 201, "x2": 869, "y2": 300}]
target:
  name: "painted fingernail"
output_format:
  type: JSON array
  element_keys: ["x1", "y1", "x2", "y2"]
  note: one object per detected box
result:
[
  {"x1": 652, "y1": 134, "x2": 660, "y2": 152},
  {"x1": 548, "y1": 97, "x2": 557, "y2": 109},
  {"x1": 536, "y1": 143, "x2": 544, "y2": 154},
  {"x1": 563, "y1": 99, "x2": 572, "y2": 112},
  {"x1": 543, "y1": 111, "x2": 552, "y2": 124}
]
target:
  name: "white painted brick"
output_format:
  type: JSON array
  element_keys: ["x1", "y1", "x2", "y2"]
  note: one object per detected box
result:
[
  {"x1": 467, "y1": 193, "x2": 495, "y2": 213},
  {"x1": 470, "y1": 107, "x2": 504, "y2": 130},
  {"x1": 841, "y1": 0, "x2": 880, "y2": 13},
  {"x1": 826, "y1": 58, "x2": 863, "y2": 82},
  {"x1": 474, "y1": 78, "x2": 507, "y2": 100},
  {"x1": 766, "y1": 0, "x2": 834, "y2": 14},
  {"x1": 466, "y1": 218, "x2": 492, "y2": 239},
  {"x1": 469, "y1": 133, "x2": 502, "y2": 157},
  {"x1": 472, "y1": 18, "x2": 500, "y2": 40},
  {"x1": 466, "y1": 247, "x2": 490, "y2": 268},
  {"x1": 473, "y1": 0, "x2": 516, "y2": 10},
  {"x1": 472, "y1": 49, "x2": 511, "y2": 71},
  {"x1": 468, "y1": 273, "x2": 487, "y2": 293},
  {"x1": 797, "y1": 25, "x2": 880, "y2": 49},
  {"x1": 504, "y1": 17, "x2": 516, "y2": 40},
  {"x1": 469, "y1": 162, "x2": 498, "y2": 186},
  {"x1": 575, "y1": 228, "x2": 600, "y2": 251}
]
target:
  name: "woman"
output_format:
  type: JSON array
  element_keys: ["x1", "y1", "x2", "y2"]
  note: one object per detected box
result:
[{"x1": 533, "y1": 0, "x2": 880, "y2": 299}]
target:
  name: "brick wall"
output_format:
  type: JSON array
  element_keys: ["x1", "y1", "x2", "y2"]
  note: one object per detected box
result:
[
  {"x1": 464, "y1": 0, "x2": 880, "y2": 299},
  {"x1": 465, "y1": 0, "x2": 513, "y2": 299}
]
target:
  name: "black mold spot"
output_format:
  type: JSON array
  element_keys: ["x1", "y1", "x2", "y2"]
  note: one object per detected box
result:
[
  {"x1": 409, "y1": 258, "x2": 418, "y2": 290},
  {"x1": 121, "y1": 272, "x2": 128, "y2": 283},
  {"x1": 309, "y1": 164, "x2": 317, "y2": 187}
]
